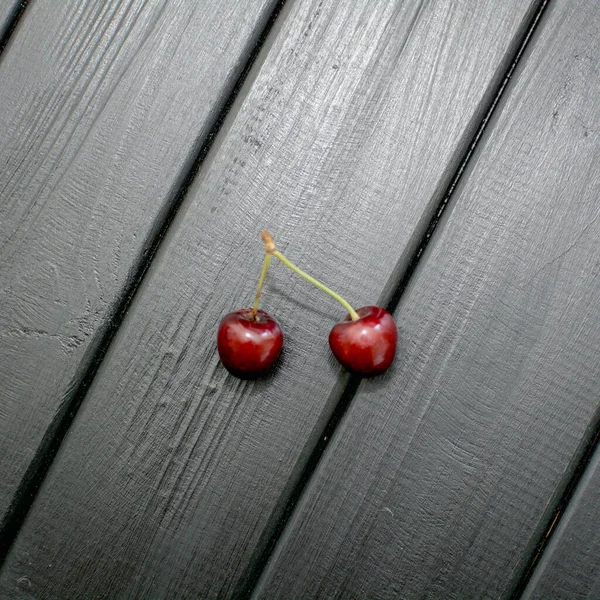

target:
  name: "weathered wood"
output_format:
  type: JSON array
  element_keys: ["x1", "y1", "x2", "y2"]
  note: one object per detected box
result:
[
  {"x1": 522, "y1": 444, "x2": 600, "y2": 600},
  {"x1": 0, "y1": 0, "x2": 278, "y2": 524},
  {"x1": 0, "y1": 0, "x2": 539, "y2": 597},
  {"x1": 251, "y1": 1, "x2": 600, "y2": 598}
]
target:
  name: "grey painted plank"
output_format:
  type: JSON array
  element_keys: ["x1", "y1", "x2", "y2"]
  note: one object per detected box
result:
[
  {"x1": 0, "y1": 1, "x2": 21, "y2": 39},
  {"x1": 0, "y1": 0, "x2": 539, "y2": 598},
  {"x1": 522, "y1": 445, "x2": 600, "y2": 600},
  {"x1": 0, "y1": 0, "x2": 278, "y2": 523},
  {"x1": 251, "y1": 1, "x2": 600, "y2": 598}
]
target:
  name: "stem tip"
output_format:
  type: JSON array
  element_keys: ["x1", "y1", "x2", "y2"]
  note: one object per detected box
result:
[{"x1": 261, "y1": 230, "x2": 276, "y2": 254}]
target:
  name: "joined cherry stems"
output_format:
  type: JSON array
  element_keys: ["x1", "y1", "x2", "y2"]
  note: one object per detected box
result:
[{"x1": 260, "y1": 230, "x2": 360, "y2": 322}]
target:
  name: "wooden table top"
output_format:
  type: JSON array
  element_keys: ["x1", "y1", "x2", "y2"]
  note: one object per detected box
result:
[{"x1": 1, "y1": 0, "x2": 599, "y2": 598}]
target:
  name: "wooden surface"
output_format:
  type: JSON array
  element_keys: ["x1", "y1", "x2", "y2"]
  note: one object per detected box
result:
[
  {"x1": 0, "y1": 0, "x2": 544, "y2": 598},
  {"x1": 522, "y1": 444, "x2": 600, "y2": 600},
  {"x1": 2, "y1": 0, "x2": 600, "y2": 598},
  {"x1": 0, "y1": 0, "x2": 278, "y2": 525},
  {"x1": 0, "y1": 0, "x2": 21, "y2": 41},
  {"x1": 252, "y1": 0, "x2": 600, "y2": 598}
]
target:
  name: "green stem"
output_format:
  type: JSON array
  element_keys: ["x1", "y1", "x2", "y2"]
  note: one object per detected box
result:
[
  {"x1": 252, "y1": 253, "x2": 272, "y2": 320},
  {"x1": 272, "y1": 250, "x2": 359, "y2": 321}
]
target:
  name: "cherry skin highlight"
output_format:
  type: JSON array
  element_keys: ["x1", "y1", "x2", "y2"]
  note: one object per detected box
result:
[
  {"x1": 329, "y1": 306, "x2": 397, "y2": 376},
  {"x1": 217, "y1": 309, "x2": 283, "y2": 378}
]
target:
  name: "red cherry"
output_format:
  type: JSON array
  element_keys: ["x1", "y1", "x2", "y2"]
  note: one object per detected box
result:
[
  {"x1": 217, "y1": 309, "x2": 283, "y2": 378},
  {"x1": 329, "y1": 306, "x2": 397, "y2": 376}
]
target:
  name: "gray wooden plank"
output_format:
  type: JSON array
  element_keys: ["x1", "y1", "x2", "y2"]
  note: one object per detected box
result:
[
  {"x1": 0, "y1": 0, "x2": 279, "y2": 524},
  {"x1": 522, "y1": 444, "x2": 600, "y2": 600},
  {"x1": 0, "y1": 0, "x2": 22, "y2": 40},
  {"x1": 250, "y1": 1, "x2": 600, "y2": 598},
  {"x1": 0, "y1": 0, "x2": 540, "y2": 598}
]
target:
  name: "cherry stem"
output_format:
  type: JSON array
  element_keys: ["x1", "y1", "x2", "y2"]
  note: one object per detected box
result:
[
  {"x1": 252, "y1": 252, "x2": 272, "y2": 320},
  {"x1": 260, "y1": 230, "x2": 359, "y2": 321}
]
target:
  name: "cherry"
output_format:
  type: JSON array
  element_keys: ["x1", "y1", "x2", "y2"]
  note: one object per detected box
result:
[
  {"x1": 217, "y1": 247, "x2": 283, "y2": 378},
  {"x1": 261, "y1": 230, "x2": 397, "y2": 376},
  {"x1": 217, "y1": 308, "x2": 283, "y2": 377},
  {"x1": 329, "y1": 306, "x2": 397, "y2": 375}
]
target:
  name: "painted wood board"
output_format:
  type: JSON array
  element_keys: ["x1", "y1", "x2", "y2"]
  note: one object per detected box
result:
[
  {"x1": 0, "y1": 0, "x2": 21, "y2": 41},
  {"x1": 252, "y1": 1, "x2": 600, "y2": 598},
  {"x1": 0, "y1": 0, "x2": 279, "y2": 523},
  {"x1": 522, "y1": 444, "x2": 600, "y2": 600},
  {"x1": 0, "y1": 0, "x2": 540, "y2": 597}
]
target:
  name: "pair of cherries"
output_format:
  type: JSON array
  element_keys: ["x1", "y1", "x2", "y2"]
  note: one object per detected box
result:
[{"x1": 217, "y1": 231, "x2": 397, "y2": 378}]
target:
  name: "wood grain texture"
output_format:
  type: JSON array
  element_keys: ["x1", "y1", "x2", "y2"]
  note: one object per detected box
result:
[
  {"x1": 251, "y1": 1, "x2": 600, "y2": 598},
  {"x1": 522, "y1": 445, "x2": 600, "y2": 600},
  {"x1": 0, "y1": 0, "x2": 539, "y2": 598},
  {"x1": 0, "y1": 0, "x2": 277, "y2": 521}
]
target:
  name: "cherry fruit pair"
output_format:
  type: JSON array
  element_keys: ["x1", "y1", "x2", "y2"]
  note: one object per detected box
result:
[{"x1": 217, "y1": 231, "x2": 397, "y2": 378}]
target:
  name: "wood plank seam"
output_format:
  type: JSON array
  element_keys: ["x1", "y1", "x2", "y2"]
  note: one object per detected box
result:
[
  {"x1": 0, "y1": 0, "x2": 29, "y2": 59},
  {"x1": 233, "y1": 0, "x2": 553, "y2": 597},
  {"x1": 0, "y1": 0, "x2": 290, "y2": 568},
  {"x1": 0, "y1": 0, "x2": 558, "y2": 595},
  {"x1": 248, "y1": 0, "x2": 600, "y2": 596},
  {"x1": 513, "y1": 424, "x2": 600, "y2": 598}
]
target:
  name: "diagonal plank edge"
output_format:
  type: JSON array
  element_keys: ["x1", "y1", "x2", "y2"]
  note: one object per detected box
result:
[
  {"x1": 0, "y1": 0, "x2": 541, "y2": 598},
  {"x1": 0, "y1": 0, "x2": 26, "y2": 56},
  {"x1": 513, "y1": 410, "x2": 600, "y2": 596},
  {"x1": 0, "y1": 0, "x2": 286, "y2": 559},
  {"x1": 0, "y1": 0, "x2": 281, "y2": 549},
  {"x1": 251, "y1": 0, "x2": 600, "y2": 598},
  {"x1": 240, "y1": 4, "x2": 552, "y2": 593},
  {"x1": 382, "y1": 0, "x2": 550, "y2": 319},
  {"x1": 521, "y1": 437, "x2": 600, "y2": 599}
]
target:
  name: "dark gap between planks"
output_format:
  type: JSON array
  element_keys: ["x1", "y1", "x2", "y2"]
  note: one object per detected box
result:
[
  {"x1": 236, "y1": 0, "x2": 552, "y2": 598},
  {"x1": 0, "y1": 1, "x2": 29, "y2": 59},
  {"x1": 512, "y1": 424, "x2": 600, "y2": 598},
  {"x1": 0, "y1": 0, "x2": 289, "y2": 568}
]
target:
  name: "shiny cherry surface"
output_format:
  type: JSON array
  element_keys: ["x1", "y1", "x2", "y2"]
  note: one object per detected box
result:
[
  {"x1": 217, "y1": 308, "x2": 283, "y2": 377},
  {"x1": 329, "y1": 306, "x2": 397, "y2": 376}
]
